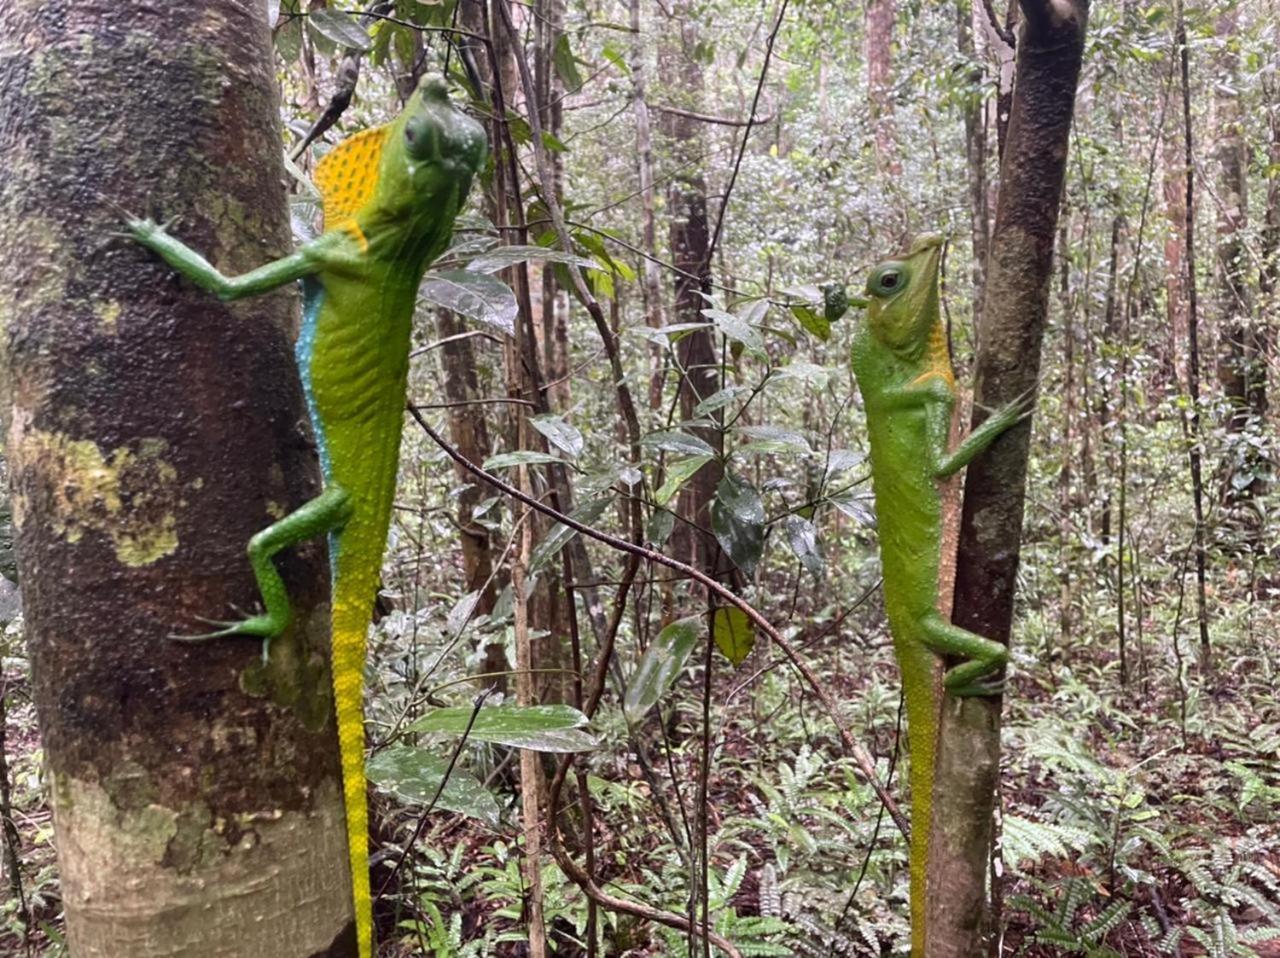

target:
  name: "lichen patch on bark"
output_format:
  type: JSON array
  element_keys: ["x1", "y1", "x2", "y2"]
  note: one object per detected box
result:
[{"x1": 10, "y1": 413, "x2": 182, "y2": 567}]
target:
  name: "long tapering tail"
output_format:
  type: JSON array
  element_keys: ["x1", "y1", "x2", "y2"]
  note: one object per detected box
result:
[{"x1": 332, "y1": 589, "x2": 373, "y2": 958}]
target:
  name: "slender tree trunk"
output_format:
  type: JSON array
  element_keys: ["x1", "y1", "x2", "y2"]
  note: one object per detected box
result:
[
  {"x1": 661, "y1": 1, "x2": 722, "y2": 576},
  {"x1": 1056, "y1": 219, "x2": 1075, "y2": 653},
  {"x1": 0, "y1": 2, "x2": 354, "y2": 955},
  {"x1": 1175, "y1": 0, "x2": 1213, "y2": 671},
  {"x1": 1213, "y1": 5, "x2": 1269, "y2": 530},
  {"x1": 1163, "y1": 118, "x2": 1190, "y2": 392},
  {"x1": 957, "y1": 0, "x2": 990, "y2": 325},
  {"x1": 929, "y1": 4, "x2": 1089, "y2": 955},
  {"x1": 631, "y1": 0, "x2": 668, "y2": 411},
  {"x1": 435, "y1": 310, "x2": 505, "y2": 689},
  {"x1": 866, "y1": 0, "x2": 901, "y2": 175},
  {"x1": 1261, "y1": 63, "x2": 1280, "y2": 445}
]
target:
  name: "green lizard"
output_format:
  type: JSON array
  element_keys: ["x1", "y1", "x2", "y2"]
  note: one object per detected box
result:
[
  {"x1": 850, "y1": 233, "x2": 1025, "y2": 956},
  {"x1": 128, "y1": 78, "x2": 486, "y2": 958}
]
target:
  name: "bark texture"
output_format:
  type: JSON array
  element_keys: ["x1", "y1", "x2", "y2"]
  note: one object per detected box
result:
[
  {"x1": 1213, "y1": 4, "x2": 1270, "y2": 522},
  {"x1": 0, "y1": 2, "x2": 353, "y2": 955},
  {"x1": 661, "y1": 0, "x2": 723, "y2": 576},
  {"x1": 930, "y1": 2, "x2": 1089, "y2": 955}
]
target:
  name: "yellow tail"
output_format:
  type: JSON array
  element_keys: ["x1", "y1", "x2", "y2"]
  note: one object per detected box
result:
[{"x1": 332, "y1": 590, "x2": 373, "y2": 958}]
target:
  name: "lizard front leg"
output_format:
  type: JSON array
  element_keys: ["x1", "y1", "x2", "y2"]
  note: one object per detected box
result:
[
  {"x1": 915, "y1": 611, "x2": 1008, "y2": 697},
  {"x1": 175, "y1": 485, "x2": 351, "y2": 644},
  {"x1": 127, "y1": 219, "x2": 353, "y2": 300},
  {"x1": 935, "y1": 394, "x2": 1031, "y2": 478}
]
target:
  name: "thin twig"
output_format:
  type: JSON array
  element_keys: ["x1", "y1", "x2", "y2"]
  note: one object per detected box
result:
[
  {"x1": 375, "y1": 689, "x2": 492, "y2": 900},
  {"x1": 705, "y1": 0, "x2": 790, "y2": 264},
  {"x1": 407, "y1": 404, "x2": 909, "y2": 837}
]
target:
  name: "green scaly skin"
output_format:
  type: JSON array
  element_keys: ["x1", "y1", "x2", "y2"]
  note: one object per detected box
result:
[
  {"x1": 851, "y1": 234, "x2": 1024, "y2": 957},
  {"x1": 129, "y1": 79, "x2": 486, "y2": 958}
]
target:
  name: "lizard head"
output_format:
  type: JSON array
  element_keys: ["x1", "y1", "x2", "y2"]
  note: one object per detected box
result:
[
  {"x1": 863, "y1": 233, "x2": 944, "y2": 354},
  {"x1": 387, "y1": 78, "x2": 488, "y2": 213}
]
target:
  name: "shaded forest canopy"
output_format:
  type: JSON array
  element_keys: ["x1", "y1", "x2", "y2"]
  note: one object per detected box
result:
[{"x1": 0, "y1": 0, "x2": 1277, "y2": 956}]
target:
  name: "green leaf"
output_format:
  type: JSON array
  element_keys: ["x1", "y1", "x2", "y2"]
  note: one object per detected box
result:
[
  {"x1": 528, "y1": 496, "x2": 612, "y2": 572},
  {"x1": 646, "y1": 507, "x2": 676, "y2": 545},
  {"x1": 530, "y1": 414, "x2": 584, "y2": 459},
  {"x1": 465, "y1": 244, "x2": 596, "y2": 274},
  {"x1": 712, "y1": 606, "x2": 754, "y2": 666},
  {"x1": 541, "y1": 130, "x2": 569, "y2": 153},
  {"x1": 704, "y1": 307, "x2": 764, "y2": 352},
  {"x1": 624, "y1": 616, "x2": 702, "y2": 723},
  {"x1": 367, "y1": 746, "x2": 500, "y2": 826},
  {"x1": 307, "y1": 9, "x2": 372, "y2": 50},
  {"x1": 830, "y1": 489, "x2": 875, "y2": 526},
  {"x1": 601, "y1": 42, "x2": 630, "y2": 75},
  {"x1": 711, "y1": 473, "x2": 765, "y2": 575},
  {"x1": 736, "y1": 425, "x2": 811, "y2": 455},
  {"x1": 823, "y1": 449, "x2": 864, "y2": 478},
  {"x1": 783, "y1": 515, "x2": 823, "y2": 575},
  {"x1": 790, "y1": 304, "x2": 831, "y2": 341},
  {"x1": 654, "y1": 455, "x2": 712, "y2": 506},
  {"x1": 274, "y1": 16, "x2": 303, "y2": 63},
  {"x1": 694, "y1": 386, "x2": 748, "y2": 417},
  {"x1": 420, "y1": 270, "x2": 517, "y2": 336},
  {"x1": 445, "y1": 590, "x2": 481, "y2": 638},
  {"x1": 642, "y1": 430, "x2": 716, "y2": 457},
  {"x1": 552, "y1": 33, "x2": 584, "y2": 91},
  {"x1": 408, "y1": 704, "x2": 597, "y2": 752},
  {"x1": 482, "y1": 450, "x2": 564, "y2": 470}
]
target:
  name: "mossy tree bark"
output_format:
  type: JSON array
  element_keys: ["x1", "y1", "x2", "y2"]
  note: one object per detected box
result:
[
  {"x1": 0, "y1": 2, "x2": 355, "y2": 955},
  {"x1": 928, "y1": 2, "x2": 1089, "y2": 955}
]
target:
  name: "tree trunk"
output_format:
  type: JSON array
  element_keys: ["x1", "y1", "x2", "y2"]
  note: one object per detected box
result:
[
  {"x1": 631, "y1": 0, "x2": 668, "y2": 411},
  {"x1": 928, "y1": 3, "x2": 1089, "y2": 955},
  {"x1": 866, "y1": 0, "x2": 901, "y2": 175},
  {"x1": 957, "y1": 0, "x2": 990, "y2": 327},
  {"x1": 435, "y1": 309, "x2": 505, "y2": 689},
  {"x1": 1162, "y1": 116, "x2": 1190, "y2": 392},
  {"x1": 661, "y1": 1, "x2": 722, "y2": 576},
  {"x1": 1213, "y1": 4, "x2": 1269, "y2": 528},
  {"x1": 0, "y1": 2, "x2": 354, "y2": 956}
]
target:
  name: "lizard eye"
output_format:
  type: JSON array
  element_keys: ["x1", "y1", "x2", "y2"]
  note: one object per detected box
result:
[{"x1": 869, "y1": 265, "x2": 908, "y2": 297}]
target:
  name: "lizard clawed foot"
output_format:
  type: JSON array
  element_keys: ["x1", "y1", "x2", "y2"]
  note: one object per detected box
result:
[
  {"x1": 946, "y1": 675, "x2": 1006, "y2": 698},
  {"x1": 170, "y1": 613, "x2": 278, "y2": 643}
]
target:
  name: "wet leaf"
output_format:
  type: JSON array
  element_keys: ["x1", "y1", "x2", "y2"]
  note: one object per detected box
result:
[
  {"x1": 409, "y1": 704, "x2": 597, "y2": 752},
  {"x1": 711, "y1": 473, "x2": 765, "y2": 575},
  {"x1": 307, "y1": 9, "x2": 372, "y2": 50},
  {"x1": 712, "y1": 606, "x2": 754, "y2": 666},
  {"x1": 530, "y1": 414, "x2": 584, "y2": 459},
  {"x1": 367, "y1": 746, "x2": 500, "y2": 826},
  {"x1": 624, "y1": 616, "x2": 702, "y2": 723},
  {"x1": 655, "y1": 455, "x2": 712, "y2": 506},
  {"x1": 420, "y1": 270, "x2": 517, "y2": 336}
]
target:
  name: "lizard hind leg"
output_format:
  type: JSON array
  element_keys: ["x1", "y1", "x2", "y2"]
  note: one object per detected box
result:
[
  {"x1": 916, "y1": 611, "x2": 1009, "y2": 697},
  {"x1": 170, "y1": 485, "x2": 351, "y2": 645}
]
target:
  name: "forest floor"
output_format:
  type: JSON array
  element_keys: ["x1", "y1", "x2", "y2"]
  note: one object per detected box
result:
[{"x1": 1, "y1": 589, "x2": 1278, "y2": 956}]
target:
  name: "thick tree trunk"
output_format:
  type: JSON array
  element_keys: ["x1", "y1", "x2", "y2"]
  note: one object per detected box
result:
[
  {"x1": 0, "y1": 2, "x2": 354, "y2": 956},
  {"x1": 928, "y1": 3, "x2": 1089, "y2": 955}
]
